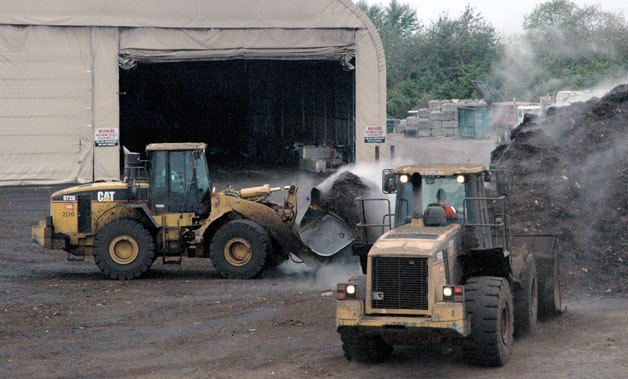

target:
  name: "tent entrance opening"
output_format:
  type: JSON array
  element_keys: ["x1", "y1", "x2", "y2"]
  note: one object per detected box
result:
[{"x1": 119, "y1": 60, "x2": 355, "y2": 168}]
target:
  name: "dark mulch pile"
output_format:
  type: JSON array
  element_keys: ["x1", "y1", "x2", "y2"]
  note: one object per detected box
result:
[
  {"x1": 316, "y1": 171, "x2": 373, "y2": 235},
  {"x1": 493, "y1": 85, "x2": 628, "y2": 295}
]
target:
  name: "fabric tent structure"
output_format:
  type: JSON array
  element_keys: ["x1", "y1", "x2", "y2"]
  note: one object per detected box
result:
[{"x1": 0, "y1": 0, "x2": 386, "y2": 185}]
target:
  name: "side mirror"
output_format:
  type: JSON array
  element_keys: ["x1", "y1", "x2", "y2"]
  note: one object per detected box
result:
[
  {"x1": 495, "y1": 172, "x2": 512, "y2": 196},
  {"x1": 382, "y1": 169, "x2": 397, "y2": 194}
]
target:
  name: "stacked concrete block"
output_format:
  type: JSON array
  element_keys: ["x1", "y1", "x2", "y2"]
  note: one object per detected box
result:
[
  {"x1": 442, "y1": 120, "x2": 458, "y2": 129},
  {"x1": 442, "y1": 120, "x2": 459, "y2": 136},
  {"x1": 429, "y1": 111, "x2": 445, "y2": 121},
  {"x1": 418, "y1": 129, "x2": 431, "y2": 137},
  {"x1": 405, "y1": 98, "x2": 485, "y2": 138},
  {"x1": 417, "y1": 119, "x2": 431, "y2": 130},
  {"x1": 441, "y1": 102, "x2": 458, "y2": 121}
]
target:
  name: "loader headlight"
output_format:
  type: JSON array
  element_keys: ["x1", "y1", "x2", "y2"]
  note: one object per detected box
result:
[
  {"x1": 443, "y1": 285, "x2": 465, "y2": 302},
  {"x1": 336, "y1": 283, "x2": 357, "y2": 300},
  {"x1": 456, "y1": 175, "x2": 465, "y2": 183},
  {"x1": 399, "y1": 175, "x2": 409, "y2": 183},
  {"x1": 346, "y1": 284, "x2": 356, "y2": 295}
]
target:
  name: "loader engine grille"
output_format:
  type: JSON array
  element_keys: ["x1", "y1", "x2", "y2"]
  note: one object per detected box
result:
[{"x1": 371, "y1": 257, "x2": 429, "y2": 310}]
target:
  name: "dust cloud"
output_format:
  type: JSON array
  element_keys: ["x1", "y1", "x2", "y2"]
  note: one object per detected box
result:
[
  {"x1": 275, "y1": 259, "x2": 363, "y2": 291},
  {"x1": 281, "y1": 159, "x2": 414, "y2": 288}
]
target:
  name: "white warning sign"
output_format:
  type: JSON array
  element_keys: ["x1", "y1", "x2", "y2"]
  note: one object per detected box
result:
[
  {"x1": 95, "y1": 128, "x2": 119, "y2": 147},
  {"x1": 364, "y1": 125, "x2": 385, "y2": 143}
]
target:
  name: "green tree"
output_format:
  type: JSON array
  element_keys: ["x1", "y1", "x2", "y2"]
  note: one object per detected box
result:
[{"x1": 418, "y1": 6, "x2": 500, "y2": 101}]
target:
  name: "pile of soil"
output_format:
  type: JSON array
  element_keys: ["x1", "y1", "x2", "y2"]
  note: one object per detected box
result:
[
  {"x1": 492, "y1": 85, "x2": 628, "y2": 295},
  {"x1": 315, "y1": 171, "x2": 375, "y2": 239}
]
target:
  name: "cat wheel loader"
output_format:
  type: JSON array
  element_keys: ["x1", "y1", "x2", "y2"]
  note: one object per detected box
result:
[
  {"x1": 335, "y1": 164, "x2": 561, "y2": 366},
  {"x1": 32, "y1": 143, "x2": 353, "y2": 280}
]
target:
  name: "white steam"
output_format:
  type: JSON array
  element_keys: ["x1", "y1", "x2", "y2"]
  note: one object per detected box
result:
[
  {"x1": 280, "y1": 158, "x2": 415, "y2": 287},
  {"x1": 276, "y1": 259, "x2": 363, "y2": 291},
  {"x1": 493, "y1": 35, "x2": 628, "y2": 102}
]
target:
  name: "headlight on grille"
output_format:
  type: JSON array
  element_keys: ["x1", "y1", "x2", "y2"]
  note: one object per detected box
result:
[
  {"x1": 443, "y1": 285, "x2": 465, "y2": 302},
  {"x1": 336, "y1": 283, "x2": 357, "y2": 300}
]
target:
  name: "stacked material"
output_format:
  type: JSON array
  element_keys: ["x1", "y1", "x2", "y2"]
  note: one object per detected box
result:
[{"x1": 405, "y1": 99, "x2": 487, "y2": 137}]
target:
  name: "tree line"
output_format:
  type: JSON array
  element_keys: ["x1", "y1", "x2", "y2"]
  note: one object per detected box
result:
[{"x1": 357, "y1": 0, "x2": 628, "y2": 118}]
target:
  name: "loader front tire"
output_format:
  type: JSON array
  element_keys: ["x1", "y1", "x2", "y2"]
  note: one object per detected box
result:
[
  {"x1": 94, "y1": 219, "x2": 155, "y2": 280},
  {"x1": 514, "y1": 255, "x2": 538, "y2": 336},
  {"x1": 463, "y1": 276, "x2": 513, "y2": 367},
  {"x1": 210, "y1": 220, "x2": 271, "y2": 279}
]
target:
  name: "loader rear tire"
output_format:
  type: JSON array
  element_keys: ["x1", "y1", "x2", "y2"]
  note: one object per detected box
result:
[
  {"x1": 514, "y1": 255, "x2": 538, "y2": 336},
  {"x1": 94, "y1": 219, "x2": 155, "y2": 280},
  {"x1": 210, "y1": 220, "x2": 271, "y2": 279},
  {"x1": 339, "y1": 329, "x2": 393, "y2": 363},
  {"x1": 463, "y1": 276, "x2": 513, "y2": 367}
]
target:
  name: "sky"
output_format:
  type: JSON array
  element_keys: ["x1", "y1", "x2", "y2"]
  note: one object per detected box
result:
[{"x1": 361, "y1": 0, "x2": 628, "y2": 35}]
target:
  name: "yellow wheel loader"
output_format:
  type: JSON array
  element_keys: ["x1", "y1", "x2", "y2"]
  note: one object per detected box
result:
[
  {"x1": 32, "y1": 143, "x2": 353, "y2": 280},
  {"x1": 335, "y1": 164, "x2": 561, "y2": 366}
]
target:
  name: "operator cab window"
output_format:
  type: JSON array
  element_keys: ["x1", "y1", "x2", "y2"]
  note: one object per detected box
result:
[
  {"x1": 150, "y1": 150, "x2": 197, "y2": 213},
  {"x1": 422, "y1": 177, "x2": 465, "y2": 222},
  {"x1": 150, "y1": 151, "x2": 168, "y2": 209},
  {"x1": 168, "y1": 150, "x2": 195, "y2": 213}
]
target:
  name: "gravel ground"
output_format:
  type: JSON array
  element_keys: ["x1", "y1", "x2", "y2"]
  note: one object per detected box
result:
[{"x1": 1, "y1": 140, "x2": 626, "y2": 378}]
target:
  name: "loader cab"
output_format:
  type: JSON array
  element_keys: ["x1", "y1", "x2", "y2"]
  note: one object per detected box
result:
[
  {"x1": 383, "y1": 165, "x2": 488, "y2": 228},
  {"x1": 146, "y1": 143, "x2": 211, "y2": 214}
]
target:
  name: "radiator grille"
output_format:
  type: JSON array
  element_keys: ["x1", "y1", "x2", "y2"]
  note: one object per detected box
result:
[{"x1": 371, "y1": 257, "x2": 428, "y2": 310}]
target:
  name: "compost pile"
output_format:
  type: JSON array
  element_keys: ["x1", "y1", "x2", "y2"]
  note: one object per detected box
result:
[
  {"x1": 316, "y1": 171, "x2": 373, "y2": 232},
  {"x1": 492, "y1": 85, "x2": 628, "y2": 295}
]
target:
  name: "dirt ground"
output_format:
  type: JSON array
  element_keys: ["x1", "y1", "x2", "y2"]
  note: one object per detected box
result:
[{"x1": 1, "y1": 141, "x2": 627, "y2": 378}]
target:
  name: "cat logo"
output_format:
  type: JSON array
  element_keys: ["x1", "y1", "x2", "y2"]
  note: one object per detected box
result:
[
  {"x1": 372, "y1": 291, "x2": 384, "y2": 300},
  {"x1": 97, "y1": 191, "x2": 115, "y2": 202}
]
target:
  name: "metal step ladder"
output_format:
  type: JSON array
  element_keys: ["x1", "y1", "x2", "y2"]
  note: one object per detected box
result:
[{"x1": 161, "y1": 218, "x2": 183, "y2": 265}]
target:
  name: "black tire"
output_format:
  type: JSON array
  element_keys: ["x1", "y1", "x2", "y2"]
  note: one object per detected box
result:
[
  {"x1": 263, "y1": 244, "x2": 288, "y2": 270},
  {"x1": 463, "y1": 276, "x2": 514, "y2": 367},
  {"x1": 539, "y1": 257, "x2": 562, "y2": 317},
  {"x1": 93, "y1": 219, "x2": 155, "y2": 280},
  {"x1": 514, "y1": 255, "x2": 538, "y2": 336},
  {"x1": 209, "y1": 220, "x2": 271, "y2": 279},
  {"x1": 339, "y1": 328, "x2": 393, "y2": 363}
]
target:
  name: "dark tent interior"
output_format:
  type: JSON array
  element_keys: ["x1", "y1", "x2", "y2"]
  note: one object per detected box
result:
[{"x1": 119, "y1": 60, "x2": 355, "y2": 170}]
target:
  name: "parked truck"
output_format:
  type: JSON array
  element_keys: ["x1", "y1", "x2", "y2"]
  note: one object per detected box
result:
[{"x1": 336, "y1": 164, "x2": 560, "y2": 366}]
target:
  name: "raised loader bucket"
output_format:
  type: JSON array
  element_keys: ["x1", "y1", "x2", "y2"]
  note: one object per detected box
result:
[
  {"x1": 298, "y1": 202, "x2": 354, "y2": 258},
  {"x1": 512, "y1": 234, "x2": 561, "y2": 316}
]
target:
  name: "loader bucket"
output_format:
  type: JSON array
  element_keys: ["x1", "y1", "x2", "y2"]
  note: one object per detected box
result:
[
  {"x1": 298, "y1": 202, "x2": 354, "y2": 258},
  {"x1": 512, "y1": 234, "x2": 561, "y2": 316}
]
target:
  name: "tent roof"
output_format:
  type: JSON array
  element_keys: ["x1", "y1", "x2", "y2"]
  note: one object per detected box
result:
[{"x1": 0, "y1": 0, "x2": 366, "y2": 29}]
